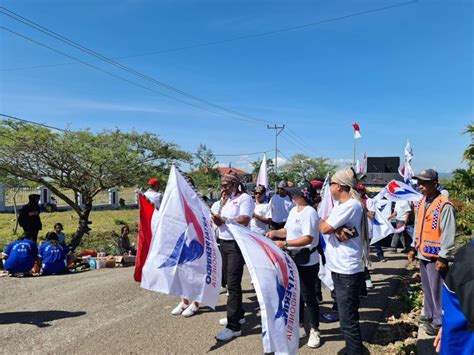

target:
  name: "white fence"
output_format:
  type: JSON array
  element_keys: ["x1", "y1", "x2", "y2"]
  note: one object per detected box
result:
[{"x1": 0, "y1": 185, "x2": 139, "y2": 212}]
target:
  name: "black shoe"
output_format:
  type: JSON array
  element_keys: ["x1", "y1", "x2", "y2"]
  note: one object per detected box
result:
[
  {"x1": 417, "y1": 315, "x2": 432, "y2": 324},
  {"x1": 424, "y1": 323, "x2": 441, "y2": 336}
]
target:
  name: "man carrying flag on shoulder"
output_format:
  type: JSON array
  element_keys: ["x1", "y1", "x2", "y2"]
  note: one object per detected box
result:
[
  {"x1": 408, "y1": 169, "x2": 456, "y2": 336},
  {"x1": 212, "y1": 173, "x2": 254, "y2": 341}
]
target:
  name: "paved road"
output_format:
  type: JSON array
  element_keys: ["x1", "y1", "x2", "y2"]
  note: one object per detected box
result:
[{"x1": 0, "y1": 253, "x2": 408, "y2": 354}]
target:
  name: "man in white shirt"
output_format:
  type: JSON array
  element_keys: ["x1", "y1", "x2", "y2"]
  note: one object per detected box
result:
[
  {"x1": 250, "y1": 185, "x2": 272, "y2": 236},
  {"x1": 320, "y1": 167, "x2": 366, "y2": 355},
  {"x1": 144, "y1": 178, "x2": 162, "y2": 209},
  {"x1": 269, "y1": 180, "x2": 294, "y2": 230},
  {"x1": 212, "y1": 174, "x2": 255, "y2": 341},
  {"x1": 389, "y1": 200, "x2": 412, "y2": 252}
]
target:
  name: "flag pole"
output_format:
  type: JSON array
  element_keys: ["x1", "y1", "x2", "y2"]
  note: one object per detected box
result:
[{"x1": 353, "y1": 137, "x2": 356, "y2": 168}]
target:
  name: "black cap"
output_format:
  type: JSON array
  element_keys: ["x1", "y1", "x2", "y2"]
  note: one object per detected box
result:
[
  {"x1": 413, "y1": 169, "x2": 438, "y2": 181},
  {"x1": 285, "y1": 181, "x2": 315, "y2": 202}
]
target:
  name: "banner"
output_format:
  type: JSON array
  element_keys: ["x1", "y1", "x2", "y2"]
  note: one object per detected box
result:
[
  {"x1": 228, "y1": 223, "x2": 299, "y2": 355},
  {"x1": 134, "y1": 193, "x2": 160, "y2": 282},
  {"x1": 317, "y1": 174, "x2": 334, "y2": 290},
  {"x1": 380, "y1": 180, "x2": 422, "y2": 202},
  {"x1": 141, "y1": 165, "x2": 222, "y2": 308},
  {"x1": 370, "y1": 207, "x2": 395, "y2": 245},
  {"x1": 256, "y1": 153, "x2": 270, "y2": 201}
]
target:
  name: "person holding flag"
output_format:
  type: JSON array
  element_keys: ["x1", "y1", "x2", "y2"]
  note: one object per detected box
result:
[
  {"x1": 212, "y1": 173, "x2": 254, "y2": 341},
  {"x1": 319, "y1": 167, "x2": 368, "y2": 355},
  {"x1": 266, "y1": 181, "x2": 322, "y2": 348}
]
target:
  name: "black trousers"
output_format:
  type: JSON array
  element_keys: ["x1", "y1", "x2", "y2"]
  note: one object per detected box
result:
[
  {"x1": 297, "y1": 263, "x2": 320, "y2": 329},
  {"x1": 220, "y1": 240, "x2": 245, "y2": 331},
  {"x1": 270, "y1": 221, "x2": 286, "y2": 230},
  {"x1": 332, "y1": 271, "x2": 364, "y2": 355}
]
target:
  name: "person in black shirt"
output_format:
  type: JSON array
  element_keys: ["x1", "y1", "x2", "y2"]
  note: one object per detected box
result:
[{"x1": 18, "y1": 194, "x2": 42, "y2": 244}]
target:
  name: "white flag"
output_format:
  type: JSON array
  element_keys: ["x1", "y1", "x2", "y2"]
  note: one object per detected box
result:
[
  {"x1": 405, "y1": 140, "x2": 413, "y2": 162},
  {"x1": 370, "y1": 207, "x2": 395, "y2": 245},
  {"x1": 256, "y1": 153, "x2": 270, "y2": 201},
  {"x1": 380, "y1": 180, "x2": 422, "y2": 202},
  {"x1": 317, "y1": 174, "x2": 334, "y2": 290},
  {"x1": 141, "y1": 165, "x2": 222, "y2": 308},
  {"x1": 229, "y1": 223, "x2": 300, "y2": 355}
]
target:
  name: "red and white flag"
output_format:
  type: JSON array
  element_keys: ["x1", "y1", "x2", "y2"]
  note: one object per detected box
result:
[
  {"x1": 229, "y1": 223, "x2": 300, "y2": 355},
  {"x1": 352, "y1": 122, "x2": 362, "y2": 139},
  {"x1": 140, "y1": 165, "x2": 222, "y2": 308},
  {"x1": 134, "y1": 193, "x2": 160, "y2": 282}
]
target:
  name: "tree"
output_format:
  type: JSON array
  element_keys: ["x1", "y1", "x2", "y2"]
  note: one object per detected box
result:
[
  {"x1": 280, "y1": 154, "x2": 336, "y2": 183},
  {"x1": 0, "y1": 120, "x2": 191, "y2": 250},
  {"x1": 463, "y1": 123, "x2": 473, "y2": 171},
  {"x1": 190, "y1": 144, "x2": 220, "y2": 190}
]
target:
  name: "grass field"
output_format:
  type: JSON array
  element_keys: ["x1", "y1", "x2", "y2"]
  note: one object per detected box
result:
[{"x1": 0, "y1": 209, "x2": 139, "y2": 253}]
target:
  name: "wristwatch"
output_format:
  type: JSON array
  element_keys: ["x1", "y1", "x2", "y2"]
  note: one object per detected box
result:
[{"x1": 284, "y1": 241, "x2": 288, "y2": 248}]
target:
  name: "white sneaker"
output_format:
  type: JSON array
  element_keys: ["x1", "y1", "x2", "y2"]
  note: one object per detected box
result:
[
  {"x1": 219, "y1": 317, "x2": 246, "y2": 326},
  {"x1": 171, "y1": 302, "x2": 188, "y2": 315},
  {"x1": 182, "y1": 303, "x2": 199, "y2": 317},
  {"x1": 215, "y1": 327, "x2": 242, "y2": 341},
  {"x1": 299, "y1": 326, "x2": 307, "y2": 339},
  {"x1": 308, "y1": 328, "x2": 321, "y2": 348},
  {"x1": 366, "y1": 279, "x2": 374, "y2": 289}
]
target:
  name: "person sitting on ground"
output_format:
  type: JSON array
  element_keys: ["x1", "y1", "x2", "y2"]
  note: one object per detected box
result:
[
  {"x1": 117, "y1": 226, "x2": 136, "y2": 256},
  {"x1": 1, "y1": 235, "x2": 38, "y2": 276},
  {"x1": 38, "y1": 232, "x2": 71, "y2": 275},
  {"x1": 53, "y1": 223, "x2": 66, "y2": 244}
]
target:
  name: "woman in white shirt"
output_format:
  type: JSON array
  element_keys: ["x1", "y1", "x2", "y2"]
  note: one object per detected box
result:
[
  {"x1": 250, "y1": 185, "x2": 272, "y2": 235},
  {"x1": 266, "y1": 181, "x2": 321, "y2": 349},
  {"x1": 212, "y1": 174, "x2": 255, "y2": 341}
]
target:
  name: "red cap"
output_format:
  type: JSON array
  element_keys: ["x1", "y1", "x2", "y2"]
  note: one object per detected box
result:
[
  {"x1": 148, "y1": 178, "x2": 160, "y2": 186},
  {"x1": 310, "y1": 180, "x2": 323, "y2": 188}
]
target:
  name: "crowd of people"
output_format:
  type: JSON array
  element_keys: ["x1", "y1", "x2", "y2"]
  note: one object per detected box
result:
[{"x1": 168, "y1": 167, "x2": 472, "y2": 354}]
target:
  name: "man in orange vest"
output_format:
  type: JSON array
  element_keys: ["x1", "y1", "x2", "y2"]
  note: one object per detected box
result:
[{"x1": 407, "y1": 169, "x2": 456, "y2": 336}]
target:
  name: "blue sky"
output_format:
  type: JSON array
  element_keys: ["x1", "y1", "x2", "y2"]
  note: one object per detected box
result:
[{"x1": 0, "y1": 0, "x2": 472, "y2": 173}]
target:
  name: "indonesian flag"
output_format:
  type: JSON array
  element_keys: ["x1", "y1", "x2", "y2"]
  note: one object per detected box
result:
[
  {"x1": 229, "y1": 223, "x2": 300, "y2": 355},
  {"x1": 370, "y1": 207, "x2": 395, "y2": 245},
  {"x1": 140, "y1": 165, "x2": 222, "y2": 308},
  {"x1": 381, "y1": 180, "x2": 422, "y2": 202},
  {"x1": 134, "y1": 193, "x2": 160, "y2": 282},
  {"x1": 352, "y1": 122, "x2": 362, "y2": 139},
  {"x1": 256, "y1": 153, "x2": 270, "y2": 201},
  {"x1": 317, "y1": 174, "x2": 334, "y2": 290}
]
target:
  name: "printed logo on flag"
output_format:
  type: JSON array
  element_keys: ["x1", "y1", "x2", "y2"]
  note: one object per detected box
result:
[
  {"x1": 250, "y1": 235, "x2": 298, "y2": 340},
  {"x1": 159, "y1": 193, "x2": 217, "y2": 286},
  {"x1": 387, "y1": 181, "x2": 417, "y2": 196}
]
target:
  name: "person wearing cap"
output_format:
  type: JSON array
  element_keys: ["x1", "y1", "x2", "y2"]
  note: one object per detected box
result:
[
  {"x1": 408, "y1": 169, "x2": 456, "y2": 336},
  {"x1": 269, "y1": 180, "x2": 294, "y2": 231},
  {"x1": 18, "y1": 194, "x2": 42, "y2": 244},
  {"x1": 212, "y1": 173, "x2": 254, "y2": 341},
  {"x1": 250, "y1": 185, "x2": 272, "y2": 236},
  {"x1": 319, "y1": 167, "x2": 369, "y2": 355},
  {"x1": 38, "y1": 231, "x2": 71, "y2": 275},
  {"x1": 266, "y1": 181, "x2": 322, "y2": 348},
  {"x1": 144, "y1": 178, "x2": 162, "y2": 209}
]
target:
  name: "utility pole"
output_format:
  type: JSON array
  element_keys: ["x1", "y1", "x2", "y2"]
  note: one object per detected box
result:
[{"x1": 267, "y1": 124, "x2": 285, "y2": 190}]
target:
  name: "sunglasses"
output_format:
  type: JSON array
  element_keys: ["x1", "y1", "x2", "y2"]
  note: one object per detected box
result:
[{"x1": 254, "y1": 192, "x2": 262, "y2": 195}]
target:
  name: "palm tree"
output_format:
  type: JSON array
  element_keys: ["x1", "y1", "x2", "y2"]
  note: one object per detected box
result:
[{"x1": 463, "y1": 123, "x2": 474, "y2": 170}]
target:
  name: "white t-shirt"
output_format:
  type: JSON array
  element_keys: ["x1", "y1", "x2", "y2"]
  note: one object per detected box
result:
[
  {"x1": 218, "y1": 193, "x2": 255, "y2": 241},
  {"x1": 144, "y1": 189, "x2": 162, "y2": 209},
  {"x1": 325, "y1": 199, "x2": 364, "y2": 275},
  {"x1": 210, "y1": 200, "x2": 221, "y2": 215},
  {"x1": 270, "y1": 194, "x2": 294, "y2": 223},
  {"x1": 250, "y1": 203, "x2": 271, "y2": 235},
  {"x1": 394, "y1": 201, "x2": 411, "y2": 221},
  {"x1": 284, "y1": 206, "x2": 320, "y2": 266}
]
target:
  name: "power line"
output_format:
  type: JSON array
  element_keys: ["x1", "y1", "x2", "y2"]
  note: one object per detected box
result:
[
  {"x1": 0, "y1": 26, "x2": 269, "y2": 126},
  {"x1": 0, "y1": 113, "x2": 66, "y2": 131},
  {"x1": 0, "y1": 7, "x2": 274, "y2": 127},
  {"x1": 286, "y1": 128, "x2": 318, "y2": 155},
  {"x1": 199, "y1": 149, "x2": 274, "y2": 157},
  {"x1": 1, "y1": 1, "x2": 417, "y2": 72},
  {"x1": 281, "y1": 131, "x2": 316, "y2": 156}
]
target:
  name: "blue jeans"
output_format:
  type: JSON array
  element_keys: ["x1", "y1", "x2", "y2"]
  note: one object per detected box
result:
[{"x1": 332, "y1": 272, "x2": 364, "y2": 355}]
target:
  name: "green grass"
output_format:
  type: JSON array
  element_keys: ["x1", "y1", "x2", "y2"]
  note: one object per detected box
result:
[{"x1": 0, "y1": 209, "x2": 139, "y2": 253}]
